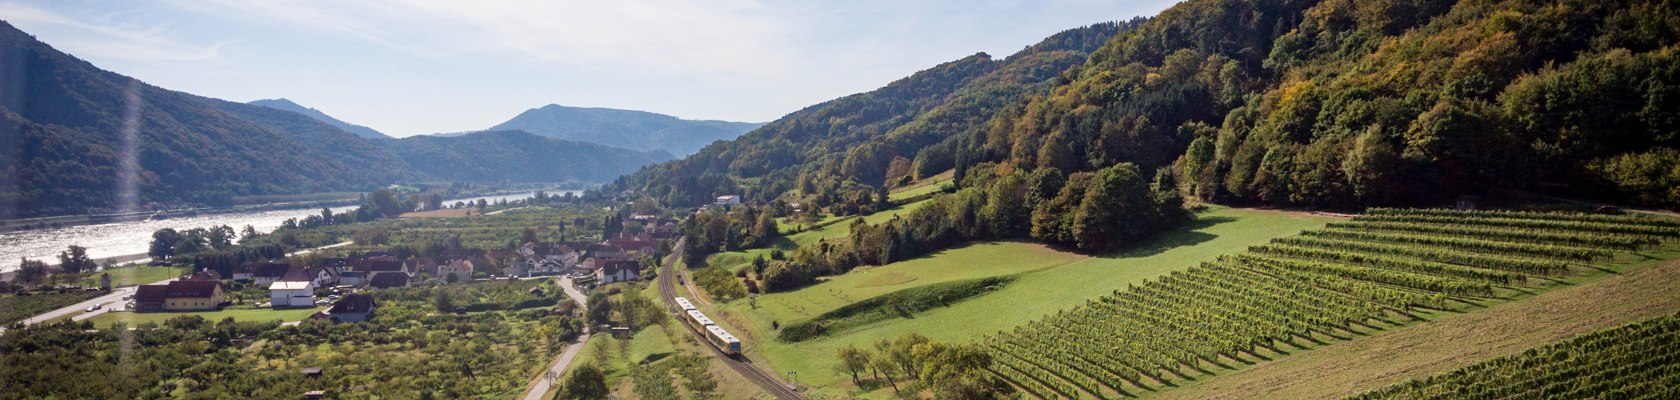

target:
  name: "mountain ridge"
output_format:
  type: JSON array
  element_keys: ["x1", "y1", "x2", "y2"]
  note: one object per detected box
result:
[
  {"x1": 247, "y1": 98, "x2": 391, "y2": 139},
  {"x1": 486, "y1": 104, "x2": 762, "y2": 156},
  {"x1": 0, "y1": 20, "x2": 669, "y2": 218}
]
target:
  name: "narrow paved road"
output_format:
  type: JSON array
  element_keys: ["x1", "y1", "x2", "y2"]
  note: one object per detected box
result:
[{"x1": 520, "y1": 275, "x2": 594, "y2": 400}]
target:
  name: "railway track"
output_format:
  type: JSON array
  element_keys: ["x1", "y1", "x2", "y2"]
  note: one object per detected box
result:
[{"x1": 658, "y1": 237, "x2": 803, "y2": 400}]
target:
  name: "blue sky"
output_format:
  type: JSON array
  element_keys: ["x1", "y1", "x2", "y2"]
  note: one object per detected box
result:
[{"x1": 2, "y1": 0, "x2": 1179, "y2": 137}]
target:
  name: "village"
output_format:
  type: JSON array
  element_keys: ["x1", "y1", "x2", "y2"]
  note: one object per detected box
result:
[{"x1": 116, "y1": 213, "x2": 684, "y2": 325}]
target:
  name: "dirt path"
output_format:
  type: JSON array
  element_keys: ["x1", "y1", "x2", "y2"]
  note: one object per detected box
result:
[{"x1": 1153, "y1": 258, "x2": 1680, "y2": 400}]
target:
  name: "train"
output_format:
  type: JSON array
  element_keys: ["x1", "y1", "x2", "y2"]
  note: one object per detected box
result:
[
  {"x1": 673, "y1": 297, "x2": 742, "y2": 356},
  {"x1": 704, "y1": 324, "x2": 742, "y2": 355}
]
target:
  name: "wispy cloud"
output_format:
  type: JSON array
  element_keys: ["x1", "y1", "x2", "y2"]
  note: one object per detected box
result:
[
  {"x1": 0, "y1": 2, "x2": 226, "y2": 61},
  {"x1": 175, "y1": 0, "x2": 791, "y2": 77}
]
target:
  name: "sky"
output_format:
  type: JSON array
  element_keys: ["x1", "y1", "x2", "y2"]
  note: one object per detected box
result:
[{"x1": 1, "y1": 0, "x2": 1180, "y2": 137}]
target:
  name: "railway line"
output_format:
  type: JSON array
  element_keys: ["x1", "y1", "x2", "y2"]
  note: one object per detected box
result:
[{"x1": 657, "y1": 237, "x2": 803, "y2": 400}]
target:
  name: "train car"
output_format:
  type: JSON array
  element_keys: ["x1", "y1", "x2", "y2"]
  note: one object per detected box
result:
[
  {"x1": 704, "y1": 324, "x2": 742, "y2": 355},
  {"x1": 685, "y1": 309, "x2": 715, "y2": 327},
  {"x1": 673, "y1": 297, "x2": 697, "y2": 312}
]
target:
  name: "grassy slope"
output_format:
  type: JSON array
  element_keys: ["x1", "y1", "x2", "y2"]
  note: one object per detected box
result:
[
  {"x1": 86, "y1": 306, "x2": 323, "y2": 328},
  {"x1": 1154, "y1": 250, "x2": 1680, "y2": 400},
  {"x1": 704, "y1": 207, "x2": 1338, "y2": 396},
  {"x1": 887, "y1": 171, "x2": 954, "y2": 202}
]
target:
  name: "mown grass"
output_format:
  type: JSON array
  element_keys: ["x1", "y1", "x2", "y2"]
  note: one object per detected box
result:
[
  {"x1": 87, "y1": 306, "x2": 323, "y2": 328},
  {"x1": 704, "y1": 207, "x2": 1340, "y2": 397},
  {"x1": 77, "y1": 266, "x2": 186, "y2": 288}
]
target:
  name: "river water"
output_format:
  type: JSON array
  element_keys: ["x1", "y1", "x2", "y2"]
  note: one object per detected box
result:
[{"x1": 0, "y1": 190, "x2": 571, "y2": 273}]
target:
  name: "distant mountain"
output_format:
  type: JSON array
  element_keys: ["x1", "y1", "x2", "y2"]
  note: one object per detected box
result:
[
  {"x1": 487, "y1": 105, "x2": 761, "y2": 156},
  {"x1": 0, "y1": 20, "x2": 415, "y2": 218},
  {"x1": 380, "y1": 130, "x2": 671, "y2": 183},
  {"x1": 248, "y1": 98, "x2": 390, "y2": 139},
  {"x1": 0, "y1": 21, "x2": 667, "y2": 218}
]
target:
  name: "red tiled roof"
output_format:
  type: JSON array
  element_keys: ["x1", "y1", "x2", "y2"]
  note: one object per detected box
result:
[
  {"x1": 134, "y1": 284, "x2": 168, "y2": 303},
  {"x1": 253, "y1": 263, "x2": 292, "y2": 278},
  {"x1": 328, "y1": 294, "x2": 377, "y2": 314},
  {"x1": 164, "y1": 280, "x2": 221, "y2": 298}
]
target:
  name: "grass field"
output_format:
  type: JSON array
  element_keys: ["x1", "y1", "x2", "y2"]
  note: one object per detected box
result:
[
  {"x1": 702, "y1": 207, "x2": 1340, "y2": 396},
  {"x1": 77, "y1": 266, "x2": 186, "y2": 287},
  {"x1": 86, "y1": 306, "x2": 323, "y2": 328},
  {"x1": 887, "y1": 174, "x2": 953, "y2": 202},
  {"x1": 1154, "y1": 253, "x2": 1680, "y2": 399}
]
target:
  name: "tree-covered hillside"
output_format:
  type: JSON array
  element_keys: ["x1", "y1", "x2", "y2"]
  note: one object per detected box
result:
[
  {"x1": 0, "y1": 20, "x2": 673, "y2": 219},
  {"x1": 486, "y1": 104, "x2": 761, "y2": 157},
  {"x1": 989, "y1": 0, "x2": 1680, "y2": 210},
  {"x1": 611, "y1": 21, "x2": 1138, "y2": 208},
  {"x1": 617, "y1": 0, "x2": 1680, "y2": 212},
  {"x1": 0, "y1": 21, "x2": 414, "y2": 218},
  {"x1": 248, "y1": 98, "x2": 391, "y2": 139}
]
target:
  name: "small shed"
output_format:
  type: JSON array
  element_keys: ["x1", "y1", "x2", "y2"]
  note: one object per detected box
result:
[{"x1": 300, "y1": 367, "x2": 322, "y2": 378}]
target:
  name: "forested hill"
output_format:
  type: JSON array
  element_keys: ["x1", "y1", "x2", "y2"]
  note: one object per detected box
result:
[
  {"x1": 248, "y1": 98, "x2": 391, "y2": 139},
  {"x1": 486, "y1": 104, "x2": 762, "y2": 157},
  {"x1": 379, "y1": 130, "x2": 673, "y2": 184},
  {"x1": 610, "y1": 21, "x2": 1138, "y2": 206},
  {"x1": 0, "y1": 21, "x2": 671, "y2": 219},
  {"x1": 0, "y1": 20, "x2": 415, "y2": 218},
  {"x1": 615, "y1": 0, "x2": 1680, "y2": 212}
]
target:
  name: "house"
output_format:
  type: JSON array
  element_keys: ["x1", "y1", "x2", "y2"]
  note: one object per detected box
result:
[
  {"x1": 596, "y1": 260, "x2": 641, "y2": 284},
  {"x1": 280, "y1": 265, "x2": 336, "y2": 288},
  {"x1": 131, "y1": 280, "x2": 226, "y2": 312},
  {"x1": 252, "y1": 263, "x2": 292, "y2": 286},
  {"x1": 269, "y1": 280, "x2": 316, "y2": 309},
  {"x1": 338, "y1": 271, "x2": 367, "y2": 287},
  {"x1": 187, "y1": 270, "x2": 222, "y2": 282},
  {"x1": 133, "y1": 284, "x2": 168, "y2": 311},
  {"x1": 438, "y1": 259, "x2": 474, "y2": 282},
  {"x1": 164, "y1": 280, "x2": 226, "y2": 311},
  {"x1": 503, "y1": 257, "x2": 531, "y2": 278},
  {"x1": 230, "y1": 264, "x2": 255, "y2": 281},
  {"x1": 326, "y1": 294, "x2": 377, "y2": 323},
  {"x1": 369, "y1": 271, "x2": 410, "y2": 289},
  {"x1": 715, "y1": 195, "x2": 741, "y2": 206},
  {"x1": 352, "y1": 256, "x2": 406, "y2": 274},
  {"x1": 606, "y1": 232, "x2": 658, "y2": 255},
  {"x1": 407, "y1": 257, "x2": 440, "y2": 276}
]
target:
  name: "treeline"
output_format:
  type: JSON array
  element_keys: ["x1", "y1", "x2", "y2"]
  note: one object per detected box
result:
[
  {"x1": 763, "y1": 162, "x2": 1187, "y2": 292},
  {"x1": 831, "y1": 333, "x2": 1013, "y2": 399},
  {"x1": 680, "y1": 205, "x2": 779, "y2": 265}
]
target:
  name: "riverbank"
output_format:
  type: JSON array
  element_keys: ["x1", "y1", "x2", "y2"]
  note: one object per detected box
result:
[{"x1": 0, "y1": 253, "x2": 152, "y2": 284}]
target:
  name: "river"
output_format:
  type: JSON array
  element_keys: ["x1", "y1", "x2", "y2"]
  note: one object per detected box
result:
[{"x1": 0, "y1": 190, "x2": 575, "y2": 273}]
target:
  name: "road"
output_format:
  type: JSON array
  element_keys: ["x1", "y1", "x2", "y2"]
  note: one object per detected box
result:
[
  {"x1": 657, "y1": 237, "x2": 803, "y2": 400},
  {"x1": 520, "y1": 275, "x2": 594, "y2": 400}
]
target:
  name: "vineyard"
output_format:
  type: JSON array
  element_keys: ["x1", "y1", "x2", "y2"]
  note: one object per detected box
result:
[
  {"x1": 981, "y1": 208, "x2": 1680, "y2": 399},
  {"x1": 1350, "y1": 312, "x2": 1680, "y2": 399}
]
